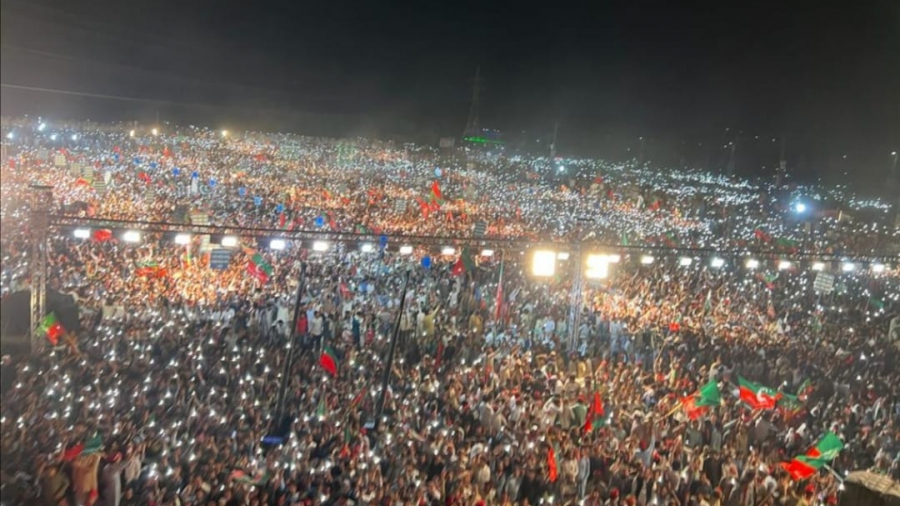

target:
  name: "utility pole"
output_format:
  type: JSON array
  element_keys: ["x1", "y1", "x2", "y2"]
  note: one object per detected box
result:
[
  {"x1": 726, "y1": 133, "x2": 739, "y2": 178},
  {"x1": 637, "y1": 136, "x2": 645, "y2": 167},
  {"x1": 775, "y1": 135, "x2": 787, "y2": 188},
  {"x1": 463, "y1": 68, "x2": 482, "y2": 139},
  {"x1": 550, "y1": 122, "x2": 559, "y2": 159}
]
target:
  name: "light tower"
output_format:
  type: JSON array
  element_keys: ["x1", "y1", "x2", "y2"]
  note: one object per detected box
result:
[{"x1": 463, "y1": 67, "x2": 482, "y2": 138}]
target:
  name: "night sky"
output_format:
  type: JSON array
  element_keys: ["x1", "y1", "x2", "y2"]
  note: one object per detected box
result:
[{"x1": 1, "y1": 0, "x2": 898, "y2": 186}]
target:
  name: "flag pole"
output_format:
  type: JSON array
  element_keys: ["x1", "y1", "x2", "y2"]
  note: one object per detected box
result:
[
  {"x1": 272, "y1": 262, "x2": 306, "y2": 432},
  {"x1": 374, "y1": 269, "x2": 411, "y2": 433}
]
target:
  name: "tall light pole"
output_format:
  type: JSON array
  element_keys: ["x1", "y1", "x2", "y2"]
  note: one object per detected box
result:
[{"x1": 891, "y1": 151, "x2": 898, "y2": 181}]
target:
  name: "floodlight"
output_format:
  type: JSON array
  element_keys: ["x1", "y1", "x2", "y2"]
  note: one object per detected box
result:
[
  {"x1": 586, "y1": 254, "x2": 610, "y2": 279},
  {"x1": 73, "y1": 228, "x2": 90, "y2": 239},
  {"x1": 710, "y1": 257, "x2": 725, "y2": 268},
  {"x1": 640, "y1": 255, "x2": 654, "y2": 265},
  {"x1": 312, "y1": 241, "x2": 329, "y2": 252},
  {"x1": 270, "y1": 239, "x2": 286, "y2": 250},
  {"x1": 812, "y1": 262, "x2": 825, "y2": 271},
  {"x1": 481, "y1": 249, "x2": 494, "y2": 257},
  {"x1": 123, "y1": 231, "x2": 141, "y2": 243},
  {"x1": 745, "y1": 258, "x2": 760, "y2": 269},
  {"x1": 778, "y1": 260, "x2": 791, "y2": 270},
  {"x1": 174, "y1": 234, "x2": 191, "y2": 245},
  {"x1": 557, "y1": 252, "x2": 570, "y2": 260},
  {"x1": 441, "y1": 247, "x2": 456, "y2": 256},
  {"x1": 360, "y1": 243, "x2": 375, "y2": 253},
  {"x1": 221, "y1": 236, "x2": 238, "y2": 247},
  {"x1": 679, "y1": 257, "x2": 693, "y2": 266},
  {"x1": 532, "y1": 251, "x2": 556, "y2": 277},
  {"x1": 399, "y1": 245, "x2": 413, "y2": 255}
]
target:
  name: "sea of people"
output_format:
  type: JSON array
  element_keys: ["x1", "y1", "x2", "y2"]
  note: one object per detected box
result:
[{"x1": 0, "y1": 119, "x2": 898, "y2": 506}]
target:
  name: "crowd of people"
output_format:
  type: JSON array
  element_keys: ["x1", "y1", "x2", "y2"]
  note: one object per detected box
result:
[{"x1": 0, "y1": 120, "x2": 898, "y2": 506}]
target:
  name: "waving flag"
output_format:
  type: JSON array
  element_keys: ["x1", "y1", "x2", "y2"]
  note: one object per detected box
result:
[
  {"x1": 781, "y1": 432, "x2": 843, "y2": 480},
  {"x1": 247, "y1": 253, "x2": 274, "y2": 283},
  {"x1": 680, "y1": 380, "x2": 721, "y2": 419},
  {"x1": 39, "y1": 312, "x2": 65, "y2": 346},
  {"x1": 431, "y1": 180, "x2": 442, "y2": 201},
  {"x1": 739, "y1": 377, "x2": 782, "y2": 410},
  {"x1": 547, "y1": 446, "x2": 558, "y2": 483},
  {"x1": 319, "y1": 346, "x2": 338, "y2": 376}
]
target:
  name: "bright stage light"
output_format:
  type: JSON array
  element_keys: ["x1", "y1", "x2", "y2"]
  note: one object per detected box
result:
[
  {"x1": 270, "y1": 239, "x2": 286, "y2": 250},
  {"x1": 711, "y1": 257, "x2": 725, "y2": 268},
  {"x1": 312, "y1": 241, "x2": 329, "y2": 252},
  {"x1": 129, "y1": 129, "x2": 136, "y2": 138},
  {"x1": 604, "y1": 254, "x2": 621, "y2": 263},
  {"x1": 871, "y1": 263, "x2": 886, "y2": 273},
  {"x1": 360, "y1": 243, "x2": 374, "y2": 253},
  {"x1": 557, "y1": 252, "x2": 570, "y2": 260},
  {"x1": 441, "y1": 247, "x2": 456, "y2": 256},
  {"x1": 221, "y1": 236, "x2": 238, "y2": 248},
  {"x1": 586, "y1": 254, "x2": 610, "y2": 279},
  {"x1": 778, "y1": 260, "x2": 791, "y2": 270},
  {"x1": 481, "y1": 249, "x2": 494, "y2": 257},
  {"x1": 174, "y1": 234, "x2": 191, "y2": 245},
  {"x1": 123, "y1": 231, "x2": 141, "y2": 243},
  {"x1": 842, "y1": 262, "x2": 855, "y2": 272},
  {"x1": 532, "y1": 251, "x2": 556, "y2": 277},
  {"x1": 679, "y1": 257, "x2": 692, "y2": 266},
  {"x1": 745, "y1": 258, "x2": 760, "y2": 269},
  {"x1": 640, "y1": 255, "x2": 654, "y2": 265},
  {"x1": 399, "y1": 245, "x2": 413, "y2": 255},
  {"x1": 73, "y1": 228, "x2": 91, "y2": 239},
  {"x1": 812, "y1": 262, "x2": 826, "y2": 271}
]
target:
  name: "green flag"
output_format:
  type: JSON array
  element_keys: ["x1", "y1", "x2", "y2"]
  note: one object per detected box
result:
[{"x1": 781, "y1": 432, "x2": 843, "y2": 480}]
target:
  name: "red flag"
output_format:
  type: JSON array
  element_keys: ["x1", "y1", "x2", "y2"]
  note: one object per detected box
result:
[
  {"x1": 780, "y1": 460, "x2": 816, "y2": 481},
  {"x1": 416, "y1": 197, "x2": 430, "y2": 219},
  {"x1": 92, "y1": 229, "x2": 113, "y2": 242},
  {"x1": 431, "y1": 180, "x2": 442, "y2": 201},
  {"x1": 547, "y1": 447, "x2": 558, "y2": 482},
  {"x1": 162, "y1": 146, "x2": 171, "y2": 157},
  {"x1": 278, "y1": 212, "x2": 286, "y2": 228},
  {"x1": 451, "y1": 257, "x2": 465, "y2": 277}
]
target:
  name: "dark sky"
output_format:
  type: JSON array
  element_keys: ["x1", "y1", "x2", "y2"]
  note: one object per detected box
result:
[{"x1": 2, "y1": 0, "x2": 899, "y2": 185}]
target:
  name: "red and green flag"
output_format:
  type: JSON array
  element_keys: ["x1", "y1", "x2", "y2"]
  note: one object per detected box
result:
[
  {"x1": 247, "y1": 253, "x2": 274, "y2": 283},
  {"x1": 583, "y1": 392, "x2": 606, "y2": 433},
  {"x1": 681, "y1": 380, "x2": 721, "y2": 419},
  {"x1": 451, "y1": 247, "x2": 476, "y2": 277},
  {"x1": 319, "y1": 345, "x2": 338, "y2": 376},
  {"x1": 739, "y1": 377, "x2": 782, "y2": 410},
  {"x1": 39, "y1": 312, "x2": 65, "y2": 346},
  {"x1": 780, "y1": 432, "x2": 843, "y2": 480},
  {"x1": 776, "y1": 393, "x2": 804, "y2": 420}
]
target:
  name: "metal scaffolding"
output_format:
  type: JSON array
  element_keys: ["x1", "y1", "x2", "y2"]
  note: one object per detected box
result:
[{"x1": 30, "y1": 185, "x2": 53, "y2": 354}]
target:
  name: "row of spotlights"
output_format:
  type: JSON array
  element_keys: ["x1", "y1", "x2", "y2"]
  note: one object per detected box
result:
[{"x1": 65, "y1": 230, "x2": 892, "y2": 274}]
